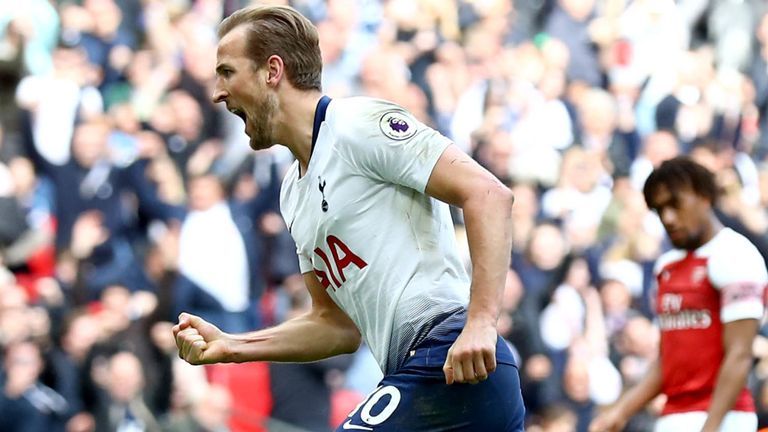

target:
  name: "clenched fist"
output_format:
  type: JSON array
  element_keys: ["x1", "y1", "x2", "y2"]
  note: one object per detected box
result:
[
  {"x1": 443, "y1": 323, "x2": 497, "y2": 385},
  {"x1": 172, "y1": 313, "x2": 231, "y2": 365}
]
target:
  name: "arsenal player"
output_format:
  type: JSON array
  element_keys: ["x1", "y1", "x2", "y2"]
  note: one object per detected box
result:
[{"x1": 591, "y1": 156, "x2": 767, "y2": 432}]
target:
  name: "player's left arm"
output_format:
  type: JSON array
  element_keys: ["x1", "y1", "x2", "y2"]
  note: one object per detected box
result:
[
  {"x1": 702, "y1": 317, "x2": 759, "y2": 432},
  {"x1": 703, "y1": 239, "x2": 766, "y2": 432},
  {"x1": 425, "y1": 143, "x2": 514, "y2": 385}
]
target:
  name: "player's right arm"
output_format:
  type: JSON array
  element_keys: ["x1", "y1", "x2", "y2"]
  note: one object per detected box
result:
[
  {"x1": 173, "y1": 272, "x2": 361, "y2": 365},
  {"x1": 589, "y1": 360, "x2": 662, "y2": 432}
]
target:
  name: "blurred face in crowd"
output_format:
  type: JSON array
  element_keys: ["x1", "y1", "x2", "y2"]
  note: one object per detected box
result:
[
  {"x1": 621, "y1": 315, "x2": 658, "y2": 358},
  {"x1": 8, "y1": 157, "x2": 36, "y2": 198},
  {"x1": 188, "y1": 175, "x2": 226, "y2": 211},
  {"x1": 562, "y1": 356, "x2": 590, "y2": 403},
  {"x1": 646, "y1": 183, "x2": 712, "y2": 250},
  {"x1": 72, "y1": 120, "x2": 109, "y2": 168},
  {"x1": 168, "y1": 91, "x2": 203, "y2": 140},
  {"x1": 528, "y1": 224, "x2": 567, "y2": 270},
  {"x1": 510, "y1": 183, "x2": 538, "y2": 220},
  {"x1": 107, "y1": 352, "x2": 144, "y2": 403},
  {"x1": 561, "y1": 148, "x2": 600, "y2": 193},
  {"x1": 689, "y1": 145, "x2": 720, "y2": 173},
  {"x1": 643, "y1": 131, "x2": 679, "y2": 167},
  {"x1": 62, "y1": 313, "x2": 101, "y2": 362},
  {"x1": 578, "y1": 89, "x2": 616, "y2": 137},
  {"x1": 541, "y1": 408, "x2": 578, "y2": 432},
  {"x1": 0, "y1": 285, "x2": 31, "y2": 345},
  {"x1": 564, "y1": 258, "x2": 591, "y2": 290},
  {"x1": 317, "y1": 20, "x2": 345, "y2": 64},
  {"x1": 109, "y1": 103, "x2": 141, "y2": 134},
  {"x1": 4, "y1": 341, "x2": 43, "y2": 385},
  {"x1": 600, "y1": 279, "x2": 631, "y2": 315},
  {"x1": 560, "y1": 0, "x2": 595, "y2": 21},
  {"x1": 212, "y1": 25, "x2": 278, "y2": 151},
  {"x1": 52, "y1": 46, "x2": 86, "y2": 81},
  {"x1": 497, "y1": 270, "x2": 523, "y2": 336},
  {"x1": 193, "y1": 384, "x2": 233, "y2": 429}
]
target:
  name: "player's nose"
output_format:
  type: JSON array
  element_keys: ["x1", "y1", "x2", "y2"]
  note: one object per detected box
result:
[
  {"x1": 659, "y1": 207, "x2": 677, "y2": 225},
  {"x1": 211, "y1": 84, "x2": 228, "y2": 104}
]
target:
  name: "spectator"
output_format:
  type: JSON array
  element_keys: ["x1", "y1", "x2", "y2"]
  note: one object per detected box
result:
[
  {"x1": 29, "y1": 117, "x2": 181, "y2": 298},
  {"x1": 174, "y1": 169, "x2": 278, "y2": 333},
  {"x1": 46, "y1": 309, "x2": 101, "y2": 426},
  {"x1": 0, "y1": 0, "x2": 59, "y2": 76},
  {"x1": 92, "y1": 351, "x2": 162, "y2": 432},
  {"x1": 162, "y1": 383, "x2": 233, "y2": 432},
  {"x1": 543, "y1": 0, "x2": 601, "y2": 87},
  {"x1": 16, "y1": 42, "x2": 103, "y2": 166},
  {"x1": 0, "y1": 20, "x2": 27, "y2": 146},
  {"x1": 0, "y1": 340, "x2": 69, "y2": 432}
]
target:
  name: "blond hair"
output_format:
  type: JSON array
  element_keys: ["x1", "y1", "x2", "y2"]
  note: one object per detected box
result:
[{"x1": 219, "y1": 5, "x2": 322, "y2": 91}]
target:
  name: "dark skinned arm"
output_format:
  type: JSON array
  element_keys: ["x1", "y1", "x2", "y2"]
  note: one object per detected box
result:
[{"x1": 701, "y1": 318, "x2": 759, "y2": 432}]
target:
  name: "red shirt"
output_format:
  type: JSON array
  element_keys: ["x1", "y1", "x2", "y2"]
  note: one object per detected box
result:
[{"x1": 655, "y1": 229, "x2": 766, "y2": 415}]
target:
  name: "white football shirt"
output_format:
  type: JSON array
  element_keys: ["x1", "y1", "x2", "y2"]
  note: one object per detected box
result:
[{"x1": 280, "y1": 96, "x2": 470, "y2": 373}]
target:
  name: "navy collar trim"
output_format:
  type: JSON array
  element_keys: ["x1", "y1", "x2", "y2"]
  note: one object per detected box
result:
[{"x1": 311, "y1": 95, "x2": 332, "y2": 154}]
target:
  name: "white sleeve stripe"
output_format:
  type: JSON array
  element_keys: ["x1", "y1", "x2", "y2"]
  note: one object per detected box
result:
[{"x1": 721, "y1": 301, "x2": 764, "y2": 323}]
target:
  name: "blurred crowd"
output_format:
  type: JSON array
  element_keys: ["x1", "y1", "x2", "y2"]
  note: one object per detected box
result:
[{"x1": 2, "y1": 0, "x2": 768, "y2": 431}]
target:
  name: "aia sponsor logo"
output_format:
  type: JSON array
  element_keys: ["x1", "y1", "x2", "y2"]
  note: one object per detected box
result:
[{"x1": 313, "y1": 234, "x2": 367, "y2": 290}]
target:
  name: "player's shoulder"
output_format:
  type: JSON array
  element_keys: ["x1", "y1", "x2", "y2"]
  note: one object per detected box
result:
[
  {"x1": 698, "y1": 228, "x2": 759, "y2": 260},
  {"x1": 330, "y1": 96, "x2": 408, "y2": 119},
  {"x1": 703, "y1": 228, "x2": 768, "y2": 286},
  {"x1": 328, "y1": 97, "x2": 421, "y2": 142},
  {"x1": 701, "y1": 227, "x2": 766, "y2": 270},
  {"x1": 654, "y1": 248, "x2": 687, "y2": 275}
]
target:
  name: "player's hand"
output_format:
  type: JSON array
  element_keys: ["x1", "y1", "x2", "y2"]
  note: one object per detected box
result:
[
  {"x1": 173, "y1": 313, "x2": 231, "y2": 365},
  {"x1": 588, "y1": 406, "x2": 626, "y2": 432},
  {"x1": 443, "y1": 322, "x2": 497, "y2": 385}
]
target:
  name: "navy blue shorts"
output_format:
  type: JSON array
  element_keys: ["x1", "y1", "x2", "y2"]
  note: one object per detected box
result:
[{"x1": 336, "y1": 315, "x2": 526, "y2": 431}]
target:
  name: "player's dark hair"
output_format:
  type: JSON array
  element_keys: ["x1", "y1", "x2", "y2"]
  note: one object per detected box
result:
[
  {"x1": 643, "y1": 156, "x2": 718, "y2": 206},
  {"x1": 218, "y1": 5, "x2": 322, "y2": 91}
]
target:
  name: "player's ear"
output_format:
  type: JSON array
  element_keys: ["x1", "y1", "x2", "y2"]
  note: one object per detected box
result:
[{"x1": 265, "y1": 55, "x2": 284, "y2": 87}]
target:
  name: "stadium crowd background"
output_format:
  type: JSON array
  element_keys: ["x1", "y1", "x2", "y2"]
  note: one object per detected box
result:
[{"x1": 2, "y1": 0, "x2": 768, "y2": 431}]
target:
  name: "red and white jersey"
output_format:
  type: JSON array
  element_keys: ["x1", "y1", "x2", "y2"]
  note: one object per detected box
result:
[
  {"x1": 654, "y1": 228, "x2": 767, "y2": 415},
  {"x1": 280, "y1": 97, "x2": 470, "y2": 374}
]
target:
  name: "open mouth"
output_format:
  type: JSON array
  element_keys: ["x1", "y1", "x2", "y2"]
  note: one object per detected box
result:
[{"x1": 228, "y1": 107, "x2": 247, "y2": 123}]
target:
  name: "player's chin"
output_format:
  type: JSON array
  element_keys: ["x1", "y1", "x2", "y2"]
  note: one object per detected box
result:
[
  {"x1": 248, "y1": 137, "x2": 272, "y2": 151},
  {"x1": 668, "y1": 236, "x2": 689, "y2": 249}
]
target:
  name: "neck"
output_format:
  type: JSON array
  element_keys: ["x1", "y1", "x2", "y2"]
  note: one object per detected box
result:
[
  {"x1": 693, "y1": 212, "x2": 724, "y2": 250},
  {"x1": 703, "y1": 212, "x2": 724, "y2": 243},
  {"x1": 274, "y1": 89, "x2": 323, "y2": 174}
]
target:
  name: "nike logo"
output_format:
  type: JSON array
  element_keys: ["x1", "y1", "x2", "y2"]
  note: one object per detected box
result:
[{"x1": 342, "y1": 420, "x2": 372, "y2": 431}]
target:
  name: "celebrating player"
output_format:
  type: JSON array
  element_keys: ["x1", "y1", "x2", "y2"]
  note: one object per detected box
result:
[
  {"x1": 589, "y1": 156, "x2": 767, "y2": 432},
  {"x1": 173, "y1": 5, "x2": 525, "y2": 431}
]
